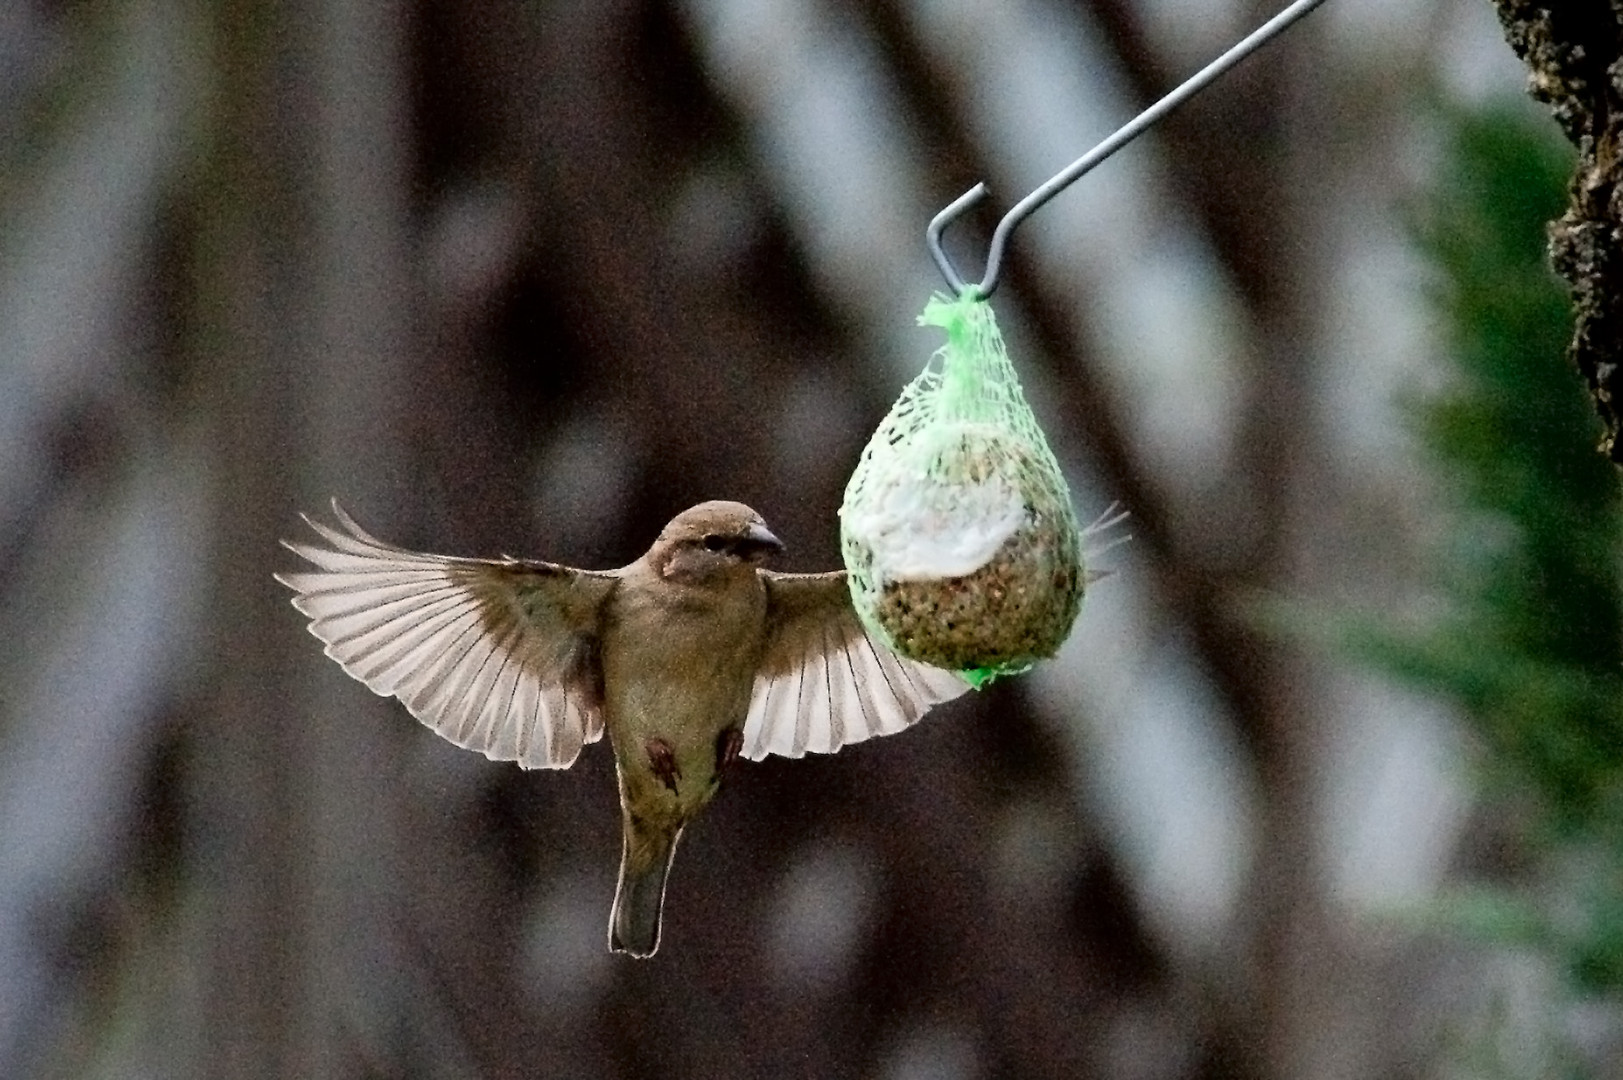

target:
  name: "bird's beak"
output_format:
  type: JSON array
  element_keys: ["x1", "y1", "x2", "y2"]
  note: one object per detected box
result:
[{"x1": 741, "y1": 521, "x2": 784, "y2": 558}]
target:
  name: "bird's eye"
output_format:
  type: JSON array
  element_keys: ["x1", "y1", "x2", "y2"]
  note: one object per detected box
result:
[{"x1": 702, "y1": 534, "x2": 727, "y2": 552}]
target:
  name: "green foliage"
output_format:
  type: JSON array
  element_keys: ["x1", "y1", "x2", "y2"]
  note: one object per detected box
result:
[
  {"x1": 1353, "y1": 101, "x2": 1623, "y2": 1001},
  {"x1": 1387, "y1": 102, "x2": 1623, "y2": 828}
]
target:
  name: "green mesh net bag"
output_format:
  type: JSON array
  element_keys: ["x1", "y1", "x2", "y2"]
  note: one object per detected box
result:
[{"x1": 840, "y1": 292, "x2": 1084, "y2": 684}]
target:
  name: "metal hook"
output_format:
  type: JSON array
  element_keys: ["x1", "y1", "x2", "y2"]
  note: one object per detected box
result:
[{"x1": 928, "y1": 0, "x2": 1334, "y2": 300}]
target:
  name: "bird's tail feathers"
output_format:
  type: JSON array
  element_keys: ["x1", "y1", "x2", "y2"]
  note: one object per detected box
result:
[{"x1": 609, "y1": 821, "x2": 684, "y2": 958}]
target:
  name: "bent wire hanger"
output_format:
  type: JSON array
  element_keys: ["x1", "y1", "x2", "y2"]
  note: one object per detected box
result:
[{"x1": 927, "y1": 0, "x2": 1334, "y2": 300}]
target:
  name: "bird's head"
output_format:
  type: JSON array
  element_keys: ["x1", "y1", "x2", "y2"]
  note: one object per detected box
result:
[{"x1": 650, "y1": 501, "x2": 784, "y2": 583}]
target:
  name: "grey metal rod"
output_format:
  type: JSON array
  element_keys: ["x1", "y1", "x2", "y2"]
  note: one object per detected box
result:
[{"x1": 928, "y1": 0, "x2": 1333, "y2": 299}]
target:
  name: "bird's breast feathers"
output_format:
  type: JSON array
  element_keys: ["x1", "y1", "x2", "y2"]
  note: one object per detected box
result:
[{"x1": 598, "y1": 569, "x2": 766, "y2": 741}]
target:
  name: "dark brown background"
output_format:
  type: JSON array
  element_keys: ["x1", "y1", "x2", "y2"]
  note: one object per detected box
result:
[{"x1": 0, "y1": 0, "x2": 1552, "y2": 1077}]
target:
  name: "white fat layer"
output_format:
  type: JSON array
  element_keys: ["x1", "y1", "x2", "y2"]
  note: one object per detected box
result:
[{"x1": 846, "y1": 470, "x2": 1026, "y2": 581}]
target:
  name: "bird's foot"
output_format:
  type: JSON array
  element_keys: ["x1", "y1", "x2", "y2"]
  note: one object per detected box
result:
[
  {"x1": 716, "y1": 727, "x2": 743, "y2": 771},
  {"x1": 646, "y1": 737, "x2": 682, "y2": 793}
]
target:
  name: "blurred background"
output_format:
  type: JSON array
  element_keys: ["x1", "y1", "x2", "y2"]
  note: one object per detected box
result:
[{"x1": 4, "y1": 0, "x2": 1620, "y2": 1077}]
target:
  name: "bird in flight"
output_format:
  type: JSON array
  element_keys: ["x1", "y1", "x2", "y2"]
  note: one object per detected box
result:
[{"x1": 277, "y1": 500, "x2": 969, "y2": 957}]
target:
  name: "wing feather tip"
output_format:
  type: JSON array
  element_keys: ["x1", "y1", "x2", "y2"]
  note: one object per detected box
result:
[{"x1": 282, "y1": 502, "x2": 608, "y2": 776}]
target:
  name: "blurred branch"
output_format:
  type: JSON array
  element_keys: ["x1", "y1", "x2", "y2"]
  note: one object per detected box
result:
[
  {"x1": 1077, "y1": 0, "x2": 1285, "y2": 314},
  {"x1": 489, "y1": 0, "x2": 787, "y2": 532},
  {"x1": 1493, "y1": 0, "x2": 1623, "y2": 463}
]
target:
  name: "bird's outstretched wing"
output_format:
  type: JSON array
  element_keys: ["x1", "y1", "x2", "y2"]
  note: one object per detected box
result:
[
  {"x1": 742, "y1": 571, "x2": 970, "y2": 760},
  {"x1": 276, "y1": 502, "x2": 617, "y2": 769}
]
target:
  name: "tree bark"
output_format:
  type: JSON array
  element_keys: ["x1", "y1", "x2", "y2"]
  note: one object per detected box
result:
[{"x1": 1495, "y1": 0, "x2": 1623, "y2": 460}]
